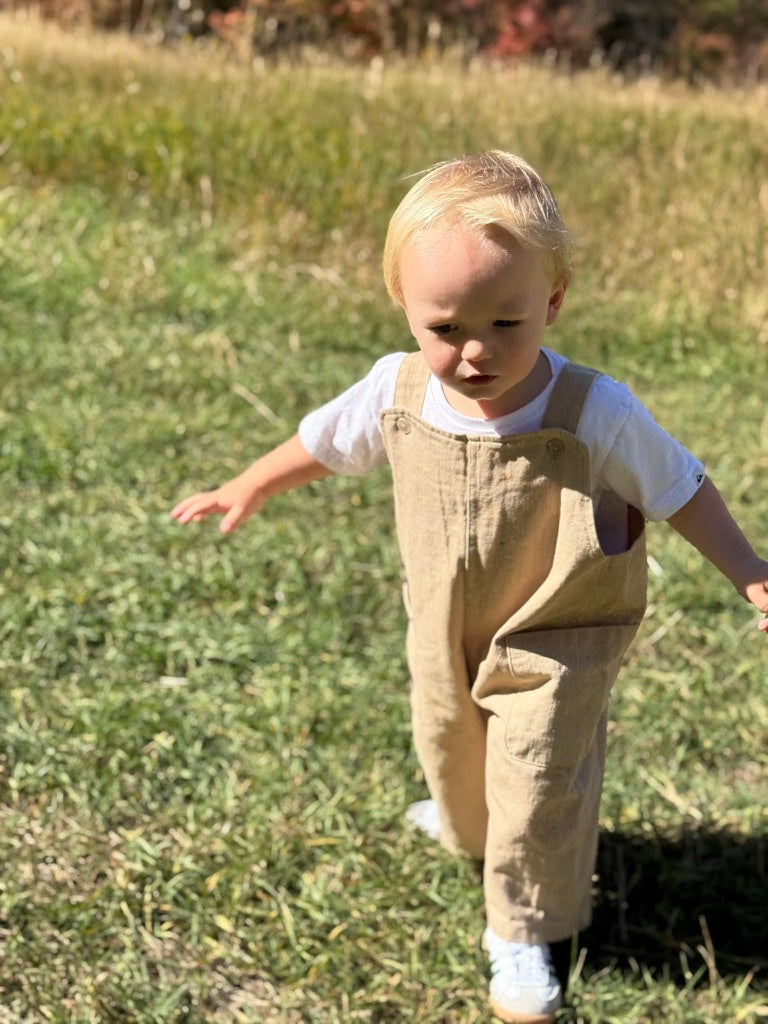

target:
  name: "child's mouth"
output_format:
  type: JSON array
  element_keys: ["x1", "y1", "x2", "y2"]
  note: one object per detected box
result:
[{"x1": 465, "y1": 374, "x2": 497, "y2": 386}]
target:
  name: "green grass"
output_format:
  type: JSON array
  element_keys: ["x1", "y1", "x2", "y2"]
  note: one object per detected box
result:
[{"x1": 1, "y1": 13, "x2": 767, "y2": 1023}]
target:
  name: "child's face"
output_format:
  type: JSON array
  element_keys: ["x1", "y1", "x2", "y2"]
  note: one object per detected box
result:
[{"x1": 399, "y1": 223, "x2": 565, "y2": 419}]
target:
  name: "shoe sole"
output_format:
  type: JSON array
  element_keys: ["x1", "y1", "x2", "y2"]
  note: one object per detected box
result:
[{"x1": 488, "y1": 996, "x2": 556, "y2": 1024}]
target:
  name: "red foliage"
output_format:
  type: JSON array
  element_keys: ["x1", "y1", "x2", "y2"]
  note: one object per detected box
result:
[{"x1": 488, "y1": 1, "x2": 554, "y2": 58}]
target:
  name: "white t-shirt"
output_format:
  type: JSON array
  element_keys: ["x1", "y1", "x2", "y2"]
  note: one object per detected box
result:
[{"x1": 299, "y1": 348, "x2": 704, "y2": 524}]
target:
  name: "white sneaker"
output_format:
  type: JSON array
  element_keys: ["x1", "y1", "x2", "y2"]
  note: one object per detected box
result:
[
  {"x1": 404, "y1": 798, "x2": 441, "y2": 840},
  {"x1": 484, "y1": 927, "x2": 562, "y2": 1023}
]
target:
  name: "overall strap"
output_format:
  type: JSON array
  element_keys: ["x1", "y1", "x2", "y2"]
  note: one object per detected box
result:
[
  {"x1": 393, "y1": 351, "x2": 431, "y2": 413},
  {"x1": 541, "y1": 362, "x2": 600, "y2": 435}
]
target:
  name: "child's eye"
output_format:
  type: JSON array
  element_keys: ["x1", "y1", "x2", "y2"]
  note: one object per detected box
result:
[
  {"x1": 494, "y1": 319, "x2": 521, "y2": 328},
  {"x1": 430, "y1": 324, "x2": 456, "y2": 336}
]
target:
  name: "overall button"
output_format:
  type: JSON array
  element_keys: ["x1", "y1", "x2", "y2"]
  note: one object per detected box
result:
[
  {"x1": 546, "y1": 439, "x2": 565, "y2": 460},
  {"x1": 396, "y1": 417, "x2": 411, "y2": 434}
]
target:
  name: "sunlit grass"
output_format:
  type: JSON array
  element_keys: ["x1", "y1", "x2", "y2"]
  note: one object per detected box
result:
[{"x1": 1, "y1": 12, "x2": 767, "y2": 1023}]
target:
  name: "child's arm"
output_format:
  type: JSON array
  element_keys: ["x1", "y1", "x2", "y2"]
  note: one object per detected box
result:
[
  {"x1": 171, "y1": 434, "x2": 334, "y2": 534},
  {"x1": 666, "y1": 477, "x2": 768, "y2": 631}
]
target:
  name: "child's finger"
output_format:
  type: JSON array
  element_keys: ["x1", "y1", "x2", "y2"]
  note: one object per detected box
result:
[
  {"x1": 220, "y1": 505, "x2": 245, "y2": 533},
  {"x1": 171, "y1": 493, "x2": 218, "y2": 523},
  {"x1": 170, "y1": 499, "x2": 191, "y2": 518},
  {"x1": 758, "y1": 616, "x2": 768, "y2": 633},
  {"x1": 170, "y1": 500, "x2": 198, "y2": 522}
]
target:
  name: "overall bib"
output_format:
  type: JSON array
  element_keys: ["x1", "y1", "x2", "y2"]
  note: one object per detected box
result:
[{"x1": 380, "y1": 353, "x2": 647, "y2": 943}]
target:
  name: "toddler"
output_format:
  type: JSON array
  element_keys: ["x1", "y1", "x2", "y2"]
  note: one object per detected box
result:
[{"x1": 172, "y1": 151, "x2": 768, "y2": 1024}]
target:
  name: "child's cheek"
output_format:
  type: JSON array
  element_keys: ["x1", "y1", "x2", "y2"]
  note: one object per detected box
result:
[
  {"x1": 431, "y1": 346, "x2": 461, "y2": 380},
  {"x1": 417, "y1": 340, "x2": 454, "y2": 380}
]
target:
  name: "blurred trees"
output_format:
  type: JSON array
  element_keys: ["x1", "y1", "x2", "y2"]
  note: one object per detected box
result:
[{"x1": 7, "y1": 0, "x2": 768, "y2": 81}]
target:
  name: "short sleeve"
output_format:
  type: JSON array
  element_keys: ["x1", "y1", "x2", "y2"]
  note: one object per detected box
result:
[
  {"x1": 582, "y1": 377, "x2": 705, "y2": 521},
  {"x1": 298, "y1": 352, "x2": 405, "y2": 475}
]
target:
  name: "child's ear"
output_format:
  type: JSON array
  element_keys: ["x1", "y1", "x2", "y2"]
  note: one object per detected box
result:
[{"x1": 546, "y1": 283, "x2": 567, "y2": 325}]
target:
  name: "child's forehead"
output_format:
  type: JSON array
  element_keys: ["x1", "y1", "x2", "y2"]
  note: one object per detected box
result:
[
  {"x1": 400, "y1": 226, "x2": 550, "y2": 309},
  {"x1": 402, "y1": 223, "x2": 539, "y2": 276}
]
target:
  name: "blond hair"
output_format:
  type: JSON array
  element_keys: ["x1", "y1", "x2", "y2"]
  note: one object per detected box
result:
[{"x1": 383, "y1": 150, "x2": 572, "y2": 303}]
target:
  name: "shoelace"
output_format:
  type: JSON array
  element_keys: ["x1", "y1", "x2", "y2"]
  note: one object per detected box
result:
[{"x1": 487, "y1": 939, "x2": 554, "y2": 986}]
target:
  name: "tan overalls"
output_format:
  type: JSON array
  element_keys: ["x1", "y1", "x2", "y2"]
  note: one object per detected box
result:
[{"x1": 380, "y1": 353, "x2": 647, "y2": 944}]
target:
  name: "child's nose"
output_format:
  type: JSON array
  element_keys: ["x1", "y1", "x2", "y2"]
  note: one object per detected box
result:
[{"x1": 461, "y1": 336, "x2": 492, "y2": 362}]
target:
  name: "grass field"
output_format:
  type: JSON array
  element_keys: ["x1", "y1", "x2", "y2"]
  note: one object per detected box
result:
[{"x1": 1, "y1": 13, "x2": 767, "y2": 1023}]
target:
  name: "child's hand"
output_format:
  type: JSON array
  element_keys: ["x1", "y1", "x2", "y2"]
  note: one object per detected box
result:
[
  {"x1": 743, "y1": 576, "x2": 768, "y2": 633},
  {"x1": 171, "y1": 475, "x2": 265, "y2": 534},
  {"x1": 171, "y1": 436, "x2": 332, "y2": 536}
]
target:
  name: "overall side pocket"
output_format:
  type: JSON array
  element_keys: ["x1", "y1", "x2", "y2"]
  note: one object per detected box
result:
[{"x1": 499, "y1": 623, "x2": 639, "y2": 770}]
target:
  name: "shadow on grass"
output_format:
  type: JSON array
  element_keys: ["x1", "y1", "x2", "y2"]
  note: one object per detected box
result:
[{"x1": 550, "y1": 827, "x2": 768, "y2": 988}]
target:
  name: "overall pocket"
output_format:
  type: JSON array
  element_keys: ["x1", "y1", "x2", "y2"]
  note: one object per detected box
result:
[{"x1": 499, "y1": 623, "x2": 639, "y2": 771}]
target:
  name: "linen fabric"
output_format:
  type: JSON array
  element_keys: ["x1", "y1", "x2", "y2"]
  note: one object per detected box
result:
[{"x1": 379, "y1": 353, "x2": 648, "y2": 943}]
